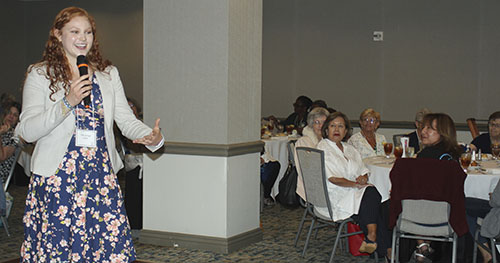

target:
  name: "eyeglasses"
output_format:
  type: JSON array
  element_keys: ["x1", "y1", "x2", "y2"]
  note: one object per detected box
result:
[
  {"x1": 490, "y1": 123, "x2": 500, "y2": 128},
  {"x1": 362, "y1": 118, "x2": 378, "y2": 124},
  {"x1": 313, "y1": 120, "x2": 324, "y2": 125}
]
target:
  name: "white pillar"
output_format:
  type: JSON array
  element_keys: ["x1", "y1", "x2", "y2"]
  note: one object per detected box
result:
[{"x1": 141, "y1": 0, "x2": 263, "y2": 253}]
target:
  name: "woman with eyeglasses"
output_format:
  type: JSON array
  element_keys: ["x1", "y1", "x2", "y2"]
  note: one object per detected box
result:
[
  {"x1": 293, "y1": 107, "x2": 329, "y2": 200},
  {"x1": 470, "y1": 111, "x2": 500, "y2": 154},
  {"x1": 348, "y1": 108, "x2": 387, "y2": 159}
]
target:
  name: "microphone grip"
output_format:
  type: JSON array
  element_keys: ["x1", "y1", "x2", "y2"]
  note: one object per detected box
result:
[
  {"x1": 83, "y1": 94, "x2": 91, "y2": 107},
  {"x1": 77, "y1": 55, "x2": 91, "y2": 107},
  {"x1": 78, "y1": 66, "x2": 91, "y2": 107}
]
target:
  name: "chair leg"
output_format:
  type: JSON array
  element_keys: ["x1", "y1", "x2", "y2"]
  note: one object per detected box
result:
[
  {"x1": 452, "y1": 233, "x2": 457, "y2": 263},
  {"x1": 391, "y1": 228, "x2": 396, "y2": 263},
  {"x1": 302, "y1": 218, "x2": 316, "y2": 257},
  {"x1": 343, "y1": 222, "x2": 350, "y2": 253},
  {"x1": 473, "y1": 227, "x2": 480, "y2": 263},
  {"x1": 491, "y1": 238, "x2": 497, "y2": 263},
  {"x1": 329, "y1": 220, "x2": 348, "y2": 263},
  {"x1": 395, "y1": 235, "x2": 401, "y2": 263},
  {"x1": 314, "y1": 227, "x2": 319, "y2": 239},
  {"x1": 1, "y1": 216, "x2": 10, "y2": 237},
  {"x1": 294, "y1": 207, "x2": 309, "y2": 247}
]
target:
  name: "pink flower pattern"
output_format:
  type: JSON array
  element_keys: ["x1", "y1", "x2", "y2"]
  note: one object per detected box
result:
[{"x1": 21, "y1": 82, "x2": 135, "y2": 262}]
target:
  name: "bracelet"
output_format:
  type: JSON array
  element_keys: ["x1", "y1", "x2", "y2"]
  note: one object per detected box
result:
[{"x1": 62, "y1": 97, "x2": 74, "y2": 110}]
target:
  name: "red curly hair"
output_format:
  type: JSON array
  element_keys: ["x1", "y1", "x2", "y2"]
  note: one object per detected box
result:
[{"x1": 30, "y1": 7, "x2": 111, "y2": 101}]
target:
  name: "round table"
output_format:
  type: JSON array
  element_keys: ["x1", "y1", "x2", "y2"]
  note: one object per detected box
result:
[
  {"x1": 363, "y1": 156, "x2": 500, "y2": 201},
  {"x1": 262, "y1": 136, "x2": 298, "y2": 198}
]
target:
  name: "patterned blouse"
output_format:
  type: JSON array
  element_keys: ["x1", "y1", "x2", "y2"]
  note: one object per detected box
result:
[
  {"x1": 0, "y1": 129, "x2": 19, "y2": 183},
  {"x1": 347, "y1": 132, "x2": 386, "y2": 159}
]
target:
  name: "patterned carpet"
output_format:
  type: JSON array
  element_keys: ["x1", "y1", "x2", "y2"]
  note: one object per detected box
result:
[{"x1": 0, "y1": 181, "x2": 380, "y2": 262}]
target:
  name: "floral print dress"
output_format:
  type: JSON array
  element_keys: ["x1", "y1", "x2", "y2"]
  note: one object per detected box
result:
[{"x1": 21, "y1": 77, "x2": 136, "y2": 262}]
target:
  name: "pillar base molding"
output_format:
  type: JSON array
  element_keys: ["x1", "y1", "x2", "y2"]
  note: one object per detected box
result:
[
  {"x1": 160, "y1": 140, "x2": 264, "y2": 157},
  {"x1": 139, "y1": 228, "x2": 263, "y2": 254}
]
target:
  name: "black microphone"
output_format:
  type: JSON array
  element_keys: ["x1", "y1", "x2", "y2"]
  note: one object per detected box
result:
[{"x1": 76, "y1": 55, "x2": 91, "y2": 108}]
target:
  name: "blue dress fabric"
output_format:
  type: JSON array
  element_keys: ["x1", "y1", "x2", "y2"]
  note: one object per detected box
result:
[{"x1": 21, "y1": 77, "x2": 136, "y2": 262}]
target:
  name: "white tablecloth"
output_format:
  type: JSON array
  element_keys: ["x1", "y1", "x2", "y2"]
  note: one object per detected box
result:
[
  {"x1": 364, "y1": 156, "x2": 500, "y2": 201},
  {"x1": 262, "y1": 136, "x2": 298, "y2": 198}
]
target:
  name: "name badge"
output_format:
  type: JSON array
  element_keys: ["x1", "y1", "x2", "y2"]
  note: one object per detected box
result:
[{"x1": 76, "y1": 129, "x2": 97, "y2": 148}]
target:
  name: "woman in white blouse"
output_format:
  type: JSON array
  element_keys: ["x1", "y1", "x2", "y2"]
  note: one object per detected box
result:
[
  {"x1": 348, "y1": 108, "x2": 386, "y2": 159},
  {"x1": 317, "y1": 112, "x2": 390, "y2": 258},
  {"x1": 294, "y1": 107, "x2": 330, "y2": 200}
]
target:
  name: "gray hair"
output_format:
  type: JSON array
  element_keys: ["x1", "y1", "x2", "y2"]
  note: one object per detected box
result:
[
  {"x1": 307, "y1": 107, "x2": 330, "y2": 127},
  {"x1": 415, "y1": 108, "x2": 431, "y2": 122}
]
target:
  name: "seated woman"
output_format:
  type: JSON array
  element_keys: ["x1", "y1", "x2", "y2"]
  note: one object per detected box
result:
[
  {"x1": 413, "y1": 113, "x2": 463, "y2": 262},
  {"x1": 316, "y1": 112, "x2": 391, "y2": 258},
  {"x1": 0, "y1": 102, "x2": 21, "y2": 183},
  {"x1": 260, "y1": 149, "x2": 280, "y2": 206},
  {"x1": 0, "y1": 102, "x2": 21, "y2": 221},
  {"x1": 466, "y1": 181, "x2": 499, "y2": 263},
  {"x1": 348, "y1": 108, "x2": 386, "y2": 159},
  {"x1": 281, "y1": 95, "x2": 313, "y2": 134},
  {"x1": 470, "y1": 111, "x2": 500, "y2": 154},
  {"x1": 294, "y1": 107, "x2": 329, "y2": 201}
]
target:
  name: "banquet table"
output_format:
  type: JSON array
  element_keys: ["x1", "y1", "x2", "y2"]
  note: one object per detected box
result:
[
  {"x1": 261, "y1": 135, "x2": 299, "y2": 198},
  {"x1": 364, "y1": 155, "x2": 500, "y2": 202}
]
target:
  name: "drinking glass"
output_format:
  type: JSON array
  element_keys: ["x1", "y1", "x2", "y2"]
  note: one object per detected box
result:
[
  {"x1": 406, "y1": 147, "x2": 415, "y2": 158},
  {"x1": 460, "y1": 152, "x2": 472, "y2": 172},
  {"x1": 394, "y1": 146, "x2": 403, "y2": 158},
  {"x1": 491, "y1": 143, "x2": 500, "y2": 160},
  {"x1": 383, "y1": 142, "x2": 393, "y2": 158}
]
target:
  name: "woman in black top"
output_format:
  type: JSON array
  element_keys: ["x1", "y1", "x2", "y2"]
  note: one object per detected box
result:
[
  {"x1": 412, "y1": 113, "x2": 462, "y2": 262},
  {"x1": 417, "y1": 113, "x2": 462, "y2": 161}
]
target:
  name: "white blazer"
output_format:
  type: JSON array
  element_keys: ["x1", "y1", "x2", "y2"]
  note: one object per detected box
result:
[{"x1": 16, "y1": 64, "x2": 163, "y2": 177}]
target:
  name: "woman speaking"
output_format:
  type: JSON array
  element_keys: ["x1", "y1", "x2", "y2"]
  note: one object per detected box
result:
[{"x1": 16, "y1": 7, "x2": 163, "y2": 262}]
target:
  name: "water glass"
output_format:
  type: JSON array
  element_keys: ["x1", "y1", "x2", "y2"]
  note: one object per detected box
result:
[
  {"x1": 383, "y1": 142, "x2": 393, "y2": 158},
  {"x1": 491, "y1": 143, "x2": 500, "y2": 160},
  {"x1": 460, "y1": 152, "x2": 472, "y2": 172},
  {"x1": 406, "y1": 147, "x2": 415, "y2": 158}
]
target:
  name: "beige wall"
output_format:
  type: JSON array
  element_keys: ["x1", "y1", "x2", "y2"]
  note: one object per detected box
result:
[
  {"x1": 262, "y1": 0, "x2": 500, "y2": 123},
  {"x1": 0, "y1": 0, "x2": 143, "y2": 109}
]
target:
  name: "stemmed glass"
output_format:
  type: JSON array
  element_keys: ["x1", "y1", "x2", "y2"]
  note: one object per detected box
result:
[
  {"x1": 383, "y1": 142, "x2": 393, "y2": 158},
  {"x1": 491, "y1": 143, "x2": 500, "y2": 161},
  {"x1": 460, "y1": 152, "x2": 472, "y2": 172}
]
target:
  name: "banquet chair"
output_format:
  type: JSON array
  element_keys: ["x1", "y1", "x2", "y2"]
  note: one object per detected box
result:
[
  {"x1": 473, "y1": 218, "x2": 500, "y2": 263},
  {"x1": 295, "y1": 147, "x2": 378, "y2": 262},
  {"x1": 467, "y1": 118, "x2": 480, "y2": 140},
  {"x1": 1, "y1": 147, "x2": 22, "y2": 237},
  {"x1": 389, "y1": 158, "x2": 467, "y2": 263},
  {"x1": 390, "y1": 200, "x2": 458, "y2": 263}
]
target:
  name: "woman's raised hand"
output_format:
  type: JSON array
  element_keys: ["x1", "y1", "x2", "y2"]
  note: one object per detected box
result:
[
  {"x1": 133, "y1": 118, "x2": 163, "y2": 146},
  {"x1": 0, "y1": 123, "x2": 10, "y2": 134},
  {"x1": 65, "y1": 75, "x2": 93, "y2": 106}
]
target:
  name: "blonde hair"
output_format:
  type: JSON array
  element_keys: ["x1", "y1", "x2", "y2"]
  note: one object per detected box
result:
[{"x1": 359, "y1": 108, "x2": 381, "y2": 122}]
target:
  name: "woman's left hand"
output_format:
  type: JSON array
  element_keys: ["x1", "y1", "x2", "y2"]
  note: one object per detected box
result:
[
  {"x1": 356, "y1": 174, "x2": 369, "y2": 185},
  {"x1": 133, "y1": 118, "x2": 163, "y2": 146}
]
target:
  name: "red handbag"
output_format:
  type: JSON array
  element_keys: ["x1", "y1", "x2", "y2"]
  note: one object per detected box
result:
[{"x1": 347, "y1": 222, "x2": 369, "y2": 256}]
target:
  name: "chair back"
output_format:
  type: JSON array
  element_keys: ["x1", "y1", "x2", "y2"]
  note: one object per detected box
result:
[
  {"x1": 389, "y1": 158, "x2": 468, "y2": 236},
  {"x1": 399, "y1": 199, "x2": 453, "y2": 236},
  {"x1": 466, "y1": 118, "x2": 480, "y2": 139},
  {"x1": 4, "y1": 147, "x2": 22, "y2": 192},
  {"x1": 295, "y1": 147, "x2": 333, "y2": 219}
]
